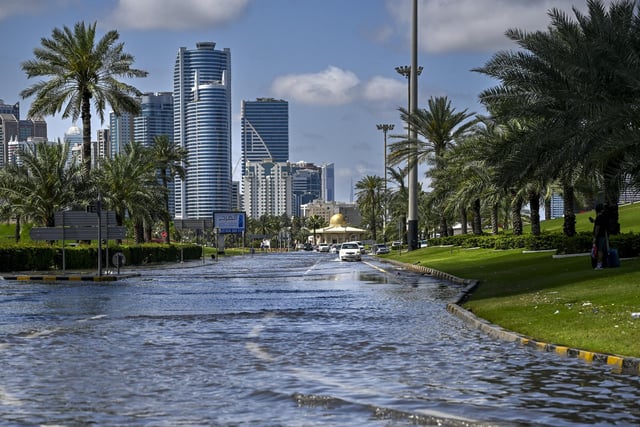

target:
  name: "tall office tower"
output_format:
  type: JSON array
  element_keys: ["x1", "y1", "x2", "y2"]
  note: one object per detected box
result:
[
  {"x1": 291, "y1": 161, "x2": 322, "y2": 217},
  {"x1": 243, "y1": 161, "x2": 292, "y2": 218},
  {"x1": 109, "y1": 111, "x2": 134, "y2": 157},
  {"x1": 97, "y1": 129, "x2": 110, "y2": 160},
  {"x1": 0, "y1": 100, "x2": 19, "y2": 118},
  {"x1": 19, "y1": 118, "x2": 47, "y2": 141},
  {"x1": 64, "y1": 124, "x2": 83, "y2": 168},
  {"x1": 241, "y1": 98, "x2": 289, "y2": 175},
  {"x1": 174, "y1": 42, "x2": 232, "y2": 219},
  {"x1": 321, "y1": 162, "x2": 335, "y2": 201},
  {"x1": 134, "y1": 92, "x2": 174, "y2": 147},
  {"x1": 0, "y1": 114, "x2": 18, "y2": 167}
]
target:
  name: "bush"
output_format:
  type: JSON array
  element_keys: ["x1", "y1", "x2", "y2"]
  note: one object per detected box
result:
[
  {"x1": 426, "y1": 232, "x2": 640, "y2": 257},
  {"x1": 0, "y1": 243, "x2": 202, "y2": 272}
]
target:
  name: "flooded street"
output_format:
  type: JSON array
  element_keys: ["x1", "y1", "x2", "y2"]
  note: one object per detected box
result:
[{"x1": 0, "y1": 251, "x2": 639, "y2": 426}]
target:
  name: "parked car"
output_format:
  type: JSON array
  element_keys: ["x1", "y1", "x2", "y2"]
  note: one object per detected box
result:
[
  {"x1": 317, "y1": 243, "x2": 330, "y2": 252},
  {"x1": 391, "y1": 241, "x2": 402, "y2": 249},
  {"x1": 339, "y1": 242, "x2": 362, "y2": 261},
  {"x1": 373, "y1": 243, "x2": 390, "y2": 255},
  {"x1": 355, "y1": 241, "x2": 366, "y2": 254}
]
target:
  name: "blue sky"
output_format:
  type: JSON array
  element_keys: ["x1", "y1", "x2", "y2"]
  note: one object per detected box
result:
[{"x1": 0, "y1": 0, "x2": 599, "y2": 202}]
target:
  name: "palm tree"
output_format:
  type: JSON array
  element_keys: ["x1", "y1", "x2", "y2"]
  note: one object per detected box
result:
[
  {"x1": 0, "y1": 141, "x2": 84, "y2": 231},
  {"x1": 20, "y1": 21, "x2": 148, "y2": 175},
  {"x1": 93, "y1": 141, "x2": 164, "y2": 243},
  {"x1": 150, "y1": 135, "x2": 188, "y2": 244},
  {"x1": 474, "y1": 0, "x2": 640, "y2": 236},
  {"x1": 387, "y1": 166, "x2": 408, "y2": 242},
  {"x1": 306, "y1": 215, "x2": 326, "y2": 245},
  {"x1": 355, "y1": 175, "x2": 385, "y2": 241},
  {"x1": 389, "y1": 96, "x2": 477, "y2": 237}
]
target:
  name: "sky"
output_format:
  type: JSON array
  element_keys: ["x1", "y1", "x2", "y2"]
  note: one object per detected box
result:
[{"x1": 0, "y1": 0, "x2": 604, "y2": 203}]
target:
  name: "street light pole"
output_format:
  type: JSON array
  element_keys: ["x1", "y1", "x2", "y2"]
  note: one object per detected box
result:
[
  {"x1": 394, "y1": 0, "x2": 423, "y2": 251},
  {"x1": 377, "y1": 123, "x2": 394, "y2": 243},
  {"x1": 396, "y1": 62, "x2": 422, "y2": 250}
]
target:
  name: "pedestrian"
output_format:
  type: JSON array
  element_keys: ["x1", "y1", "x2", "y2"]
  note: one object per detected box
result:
[{"x1": 592, "y1": 203, "x2": 609, "y2": 270}]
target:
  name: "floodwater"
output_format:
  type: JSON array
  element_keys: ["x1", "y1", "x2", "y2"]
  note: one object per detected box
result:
[{"x1": 0, "y1": 251, "x2": 638, "y2": 426}]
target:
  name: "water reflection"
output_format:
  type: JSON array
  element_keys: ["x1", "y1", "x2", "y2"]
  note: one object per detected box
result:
[{"x1": 0, "y1": 253, "x2": 638, "y2": 426}]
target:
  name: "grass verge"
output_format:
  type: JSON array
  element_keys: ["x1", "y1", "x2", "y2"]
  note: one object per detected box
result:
[{"x1": 385, "y1": 247, "x2": 640, "y2": 358}]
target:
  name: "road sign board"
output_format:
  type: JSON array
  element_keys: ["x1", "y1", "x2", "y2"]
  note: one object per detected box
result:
[
  {"x1": 30, "y1": 226, "x2": 127, "y2": 241},
  {"x1": 54, "y1": 211, "x2": 117, "y2": 227}
]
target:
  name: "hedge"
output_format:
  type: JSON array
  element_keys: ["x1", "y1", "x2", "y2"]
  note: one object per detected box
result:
[
  {"x1": 0, "y1": 243, "x2": 202, "y2": 272},
  {"x1": 426, "y1": 232, "x2": 640, "y2": 258}
]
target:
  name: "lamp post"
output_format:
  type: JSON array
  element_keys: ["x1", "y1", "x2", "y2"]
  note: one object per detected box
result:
[
  {"x1": 396, "y1": 0, "x2": 420, "y2": 251},
  {"x1": 377, "y1": 123, "x2": 394, "y2": 243}
]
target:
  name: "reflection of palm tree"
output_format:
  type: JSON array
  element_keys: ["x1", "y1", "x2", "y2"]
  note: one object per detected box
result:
[{"x1": 21, "y1": 21, "x2": 147, "y2": 175}]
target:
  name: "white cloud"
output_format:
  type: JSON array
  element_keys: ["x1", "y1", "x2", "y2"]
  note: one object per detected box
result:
[
  {"x1": 108, "y1": 0, "x2": 250, "y2": 30},
  {"x1": 387, "y1": 0, "x2": 615, "y2": 53},
  {"x1": 0, "y1": 0, "x2": 65, "y2": 20},
  {"x1": 271, "y1": 66, "x2": 360, "y2": 106},
  {"x1": 362, "y1": 76, "x2": 405, "y2": 102}
]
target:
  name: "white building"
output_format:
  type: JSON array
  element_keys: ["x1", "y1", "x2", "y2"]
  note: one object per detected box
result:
[{"x1": 243, "y1": 160, "x2": 292, "y2": 218}]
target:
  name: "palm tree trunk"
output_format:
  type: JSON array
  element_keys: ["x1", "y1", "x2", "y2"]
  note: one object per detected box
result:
[
  {"x1": 491, "y1": 203, "x2": 499, "y2": 235},
  {"x1": 562, "y1": 182, "x2": 576, "y2": 237},
  {"x1": 439, "y1": 214, "x2": 448, "y2": 237},
  {"x1": 81, "y1": 93, "x2": 92, "y2": 176},
  {"x1": 511, "y1": 193, "x2": 523, "y2": 236},
  {"x1": 603, "y1": 161, "x2": 621, "y2": 235},
  {"x1": 529, "y1": 191, "x2": 541, "y2": 236},
  {"x1": 459, "y1": 207, "x2": 468, "y2": 235},
  {"x1": 14, "y1": 216, "x2": 21, "y2": 243},
  {"x1": 472, "y1": 198, "x2": 482, "y2": 235}
]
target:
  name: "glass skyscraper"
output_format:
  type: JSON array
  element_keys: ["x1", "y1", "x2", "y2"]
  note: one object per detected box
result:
[
  {"x1": 174, "y1": 42, "x2": 232, "y2": 219},
  {"x1": 134, "y1": 92, "x2": 174, "y2": 147},
  {"x1": 241, "y1": 98, "x2": 289, "y2": 174}
]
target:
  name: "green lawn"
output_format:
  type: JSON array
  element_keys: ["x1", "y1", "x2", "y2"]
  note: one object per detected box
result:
[{"x1": 385, "y1": 202, "x2": 640, "y2": 358}]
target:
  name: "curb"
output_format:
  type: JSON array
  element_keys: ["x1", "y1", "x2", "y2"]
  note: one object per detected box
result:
[
  {"x1": 1, "y1": 273, "x2": 141, "y2": 282},
  {"x1": 382, "y1": 258, "x2": 640, "y2": 374}
]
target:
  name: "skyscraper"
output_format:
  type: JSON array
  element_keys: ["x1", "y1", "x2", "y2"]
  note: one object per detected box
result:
[
  {"x1": 174, "y1": 42, "x2": 232, "y2": 219},
  {"x1": 109, "y1": 111, "x2": 134, "y2": 157},
  {"x1": 241, "y1": 98, "x2": 289, "y2": 174},
  {"x1": 134, "y1": 92, "x2": 174, "y2": 147},
  {"x1": 321, "y1": 162, "x2": 335, "y2": 202}
]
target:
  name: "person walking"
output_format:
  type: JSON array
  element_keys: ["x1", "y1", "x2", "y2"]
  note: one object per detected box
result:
[{"x1": 592, "y1": 203, "x2": 609, "y2": 270}]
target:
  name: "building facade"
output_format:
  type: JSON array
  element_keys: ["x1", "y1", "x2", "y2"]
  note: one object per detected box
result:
[
  {"x1": 174, "y1": 42, "x2": 232, "y2": 219},
  {"x1": 243, "y1": 161, "x2": 292, "y2": 218},
  {"x1": 320, "y1": 162, "x2": 335, "y2": 202},
  {"x1": 109, "y1": 111, "x2": 134, "y2": 157},
  {"x1": 134, "y1": 92, "x2": 174, "y2": 147},
  {"x1": 301, "y1": 199, "x2": 362, "y2": 227},
  {"x1": 241, "y1": 98, "x2": 289, "y2": 175}
]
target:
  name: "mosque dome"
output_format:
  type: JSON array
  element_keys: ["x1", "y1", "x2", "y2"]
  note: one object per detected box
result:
[{"x1": 329, "y1": 213, "x2": 346, "y2": 227}]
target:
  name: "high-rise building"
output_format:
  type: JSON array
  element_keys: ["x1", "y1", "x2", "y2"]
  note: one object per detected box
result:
[
  {"x1": 243, "y1": 161, "x2": 292, "y2": 218},
  {"x1": 134, "y1": 92, "x2": 174, "y2": 147},
  {"x1": 0, "y1": 100, "x2": 19, "y2": 118},
  {"x1": 241, "y1": 98, "x2": 289, "y2": 175},
  {"x1": 96, "y1": 129, "x2": 110, "y2": 160},
  {"x1": 109, "y1": 111, "x2": 134, "y2": 157},
  {"x1": 321, "y1": 162, "x2": 335, "y2": 202},
  {"x1": 174, "y1": 41, "x2": 232, "y2": 219},
  {"x1": 0, "y1": 114, "x2": 18, "y2": 166},
  {"x1": 291, "y1": 161, "x2": 322, "y2": 217}
]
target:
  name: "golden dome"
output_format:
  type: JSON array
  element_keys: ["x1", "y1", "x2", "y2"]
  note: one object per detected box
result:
[{"x1": 329, "y1": 213, "x2": 346, "y2": 226}]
